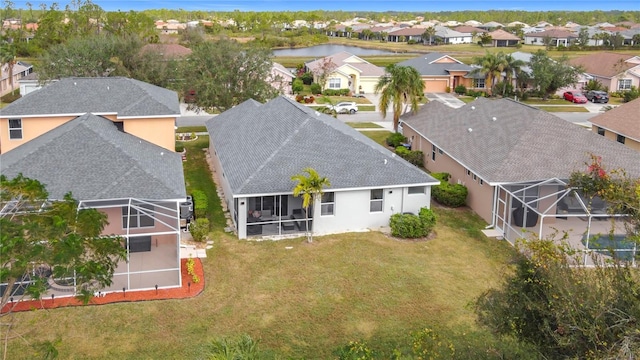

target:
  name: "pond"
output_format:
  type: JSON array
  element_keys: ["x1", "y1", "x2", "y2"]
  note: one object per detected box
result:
[{"x1": 273, "y1": 44, "x2": 401, "y2": 57}]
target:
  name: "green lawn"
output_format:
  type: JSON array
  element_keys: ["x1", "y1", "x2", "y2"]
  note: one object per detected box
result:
[
  {"x1": 346, "y1": 122, "x2": 382, "y2": 128},
  {"x1": 5, "y1": 137, "x2": 529, "y2": 359},
  {"x1": 176, "y1": 126, "x2": 207, "y2": 133},
  {"x1": 539, "y1": 106, "x2": 590, "y2": 113},
  {"x1": 360, "y1": 130, "x2": 392, "y2": 147}
]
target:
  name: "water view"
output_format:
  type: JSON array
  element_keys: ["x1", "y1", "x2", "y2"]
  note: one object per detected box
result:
[{"x1": 272, "y1": 44, "x2": 405, "y2": 57}]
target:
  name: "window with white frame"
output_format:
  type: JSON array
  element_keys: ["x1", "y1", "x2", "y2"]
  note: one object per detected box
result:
[
  {"x1": 321, "y1": 192, "x2": 334, "y2": 216},
  {"x1": 474, "y1": 78, "x2": 485, "y2": 88},
  {"x1": 122, "y1": 205, "x2": 155, "y2": 228},
  {"x1": 408, "y1": 186, "x2": 425, "y2": 195},
  {"x1": 370, "y1": 189, "x2": 383, "y2": 212},
  {"x1": 328, "y1": 78, "x2": 341, "y2": 89},
  {"x1": 431, "y1": 144, "x2": 437, "y2": 161},
  {"x1": 618, "y1": 79, "x2": 632, "y2": 90},
  {"x1": 8, "y1": 118, "x2": 22, "y2": 139}
]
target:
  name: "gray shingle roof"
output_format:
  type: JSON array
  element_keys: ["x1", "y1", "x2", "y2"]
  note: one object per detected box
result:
[
  {"x1": 206, "y1": 96, "x2": 438, "y2": 196},
  {"x1": 401, "y1": 98, "x2": 640, "y2": 184},
  {"x1": 1, "y1": 77, "x2": 180, "y2": 117},
  {"x1": 397, "y1": 53, "x2": 474, "y2": 76},
  {"x1": 0, "y1": 114, "x2": 186, "y2": 201}
]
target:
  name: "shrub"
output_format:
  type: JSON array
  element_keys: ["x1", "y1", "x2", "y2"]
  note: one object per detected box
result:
[
  {"x1": 445, "y1": 86, "x2": 451, "y2": 93},
  {"x1": 192, "y1": 190, "x2": 208, "y2": 218},
  {"x1": 295, "y1": 94, "x2": 304, "y2": 103},
  {"x1": 300, "y1": 71, "x2": 313, "y2": 85},
  {"x1": 189, "y1": 218, "x2": 210, "y2": 242},
  {"x1": 322, "y1": 88, "x2": 350, "y2": 96},
  {"x1": 454, "y1": 85, "x2": 467, "y2": 95},
  {"x1": 389, "y1": 206, "x2": 437, "y2": 238},
  {"x1": 623, "y1": 86, "x2": 639, "y2": 103},
  {"x1": 395, "y1": 146, "x2": 424, "y2": 167},
  {"x1": 431, "y1": 172, "x2": 468, "y2": 207},
  {"x1": 407, "y1": 39, "x2": 417, "y2": 45},
  {"x1": 310, "y1": 83, "x2": 321, "y2": 94},
  {"x1": 292, "y1": 78, "x2": 304, "y2": 94},
  {"x1": 386, "y1": 132, "x2": 407, "y2": 147},
  {"x1": 494, "y1": 81, "x2": 514, "y2": 96},
  {"x1": 175, "y1": 142, "x2": 185, "y2": 153},
  {"x1": 304, "y1": 95, "x2": 315, "y2": 103}
]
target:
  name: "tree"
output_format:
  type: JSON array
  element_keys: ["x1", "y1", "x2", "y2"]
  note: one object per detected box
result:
[
  {"x1": 476, "y1": 156, "x2": 640, "y2": 359},
  {"x1": 470, "y1": 51, "x2": 507, "y2": 96},
  {"x1": 179, "y1": 39, "x2": 278, "y2": 112},
  {"x1": 1, "y1": 174, "x2": 126, "y2": 354},
  {"x1": 577, "y1": 27, "x2": 590, "y2": 48},
  {"x1": 291, "y1": 168, "x2": 330, "y2": 243},
  {"x1": 0, "y1": 42, "x2": 17, "y2": 93},
  {"x1": 479, "y1": 32, "x2": 492, "y2": 46},
  {"x1": 421, "y1": 26, "x2": 436, "y2": 45},
  {"x1": 311, "y1": 57, "x2": 337, "y2": 91},
  {"x1": 501, "y1": 53, "x2": 525, "y2": 95},
  {"x1": 530, "y1": 50, "x2": 582, "y2": 99},
  {"x1": 374, "y1": 64, "x2": 424, "y2": 132}
]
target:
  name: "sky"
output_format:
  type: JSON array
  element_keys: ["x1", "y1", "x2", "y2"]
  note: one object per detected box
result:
[{"x1": 8, "y1": 0, "x2": 640, "y2": 12}]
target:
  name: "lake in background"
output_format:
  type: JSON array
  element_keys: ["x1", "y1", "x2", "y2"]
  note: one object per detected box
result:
[{"x1": 272, "y1": 44, "x2": 402, "y2": 57}]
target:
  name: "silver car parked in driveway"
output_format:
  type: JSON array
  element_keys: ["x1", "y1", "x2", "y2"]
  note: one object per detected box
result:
[{"x1": 329, "y1": 102, "x2": 358, "y2": 114}]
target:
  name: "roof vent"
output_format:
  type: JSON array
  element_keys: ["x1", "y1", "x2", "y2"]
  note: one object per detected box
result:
[
  {"x1": 160, "y1": 152, "x2": 164, "y2": 156},
  {"x1": 468, "y1": 128, "x2": 473, "y2": 132},
  {"x1": 492, "y1": 117, "x2": 497, "y2": 121},
  {"x1": 471, "y1": 106, "x2": 475, "y2": 110},
  {"x1": 107, "y1": 86, "x2": 110, "y2": 91},
  {"x1": 74, "y1": 82, "x2": 77, "y2": 86},
  {"x1": 384, "y1": 159, "x2": 388, "y2": 165},
  {"x1": 314, "y1": 111, "x2": 320, "y2": 116}
]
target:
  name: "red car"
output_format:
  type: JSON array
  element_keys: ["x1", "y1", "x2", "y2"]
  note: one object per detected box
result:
[{"x1": 563, "y1": 91, "x2": 588, "y2": 104}]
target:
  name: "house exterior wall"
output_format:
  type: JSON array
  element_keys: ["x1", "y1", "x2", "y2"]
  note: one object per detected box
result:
[
  {"x1": 359, "y1": 77, "x2": 380, "y2": 94},
  {"x1": 123, "y1": 117, "x2": 176, "y2": 152},
  {"x1": 0, "y1": 115, "x2": 76, "y2": 153},
  {"x1": 592, "y1": 125, "x2": 640, "y2": 151},
  {"x1": 422, "y1": 78, "x2": 448, "y2": 92},
  {"x1": 402, "y1": 125, "x2": 494, "y2": 223}
]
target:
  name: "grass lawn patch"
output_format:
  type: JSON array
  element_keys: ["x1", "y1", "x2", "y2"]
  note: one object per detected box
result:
[
  {"x1": 522, "y1": 98, "x2": 570, "y2": 105},
  {"x1": 539, "y1": 106, "x2": 589, "y2": 113},
  {"x1": 360, "y1": 130, "x2": 392, "y2": 147},
  {"x1": 314, "y1": 95, "x2": 372, "y2": 105},
  {"x1": 346, "y1": 122, "x2": 382, "y2": 128},
  {"x1": 176, "y1": 126, "x2": 207, "y2": 133},
  {"x1": 458, "y1": 96, "x2": 477, "y2": 103}
]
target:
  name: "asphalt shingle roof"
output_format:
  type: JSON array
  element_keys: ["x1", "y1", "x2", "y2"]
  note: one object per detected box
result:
[
  {"x1": 206, "y1": 96, "x2": 438, "y2": 196},
  {"x1": 397, "y1": 53, "x2": 474, "y2": 76},
  {"x1": 305, "y1": 52, "x2": 384, "y2": 77},
  {"x1": 401, "y1": 98, "x2": 640, "y2": 184},
  {"x1": 590, "y1": 97, "x2": 640, "y2": 142},
  {"x1": 0, "y1": 114, "x2": 186, "y2": 201},
  {"x1": 1, "y1": 77, "x2": 180, "y2": 117}
]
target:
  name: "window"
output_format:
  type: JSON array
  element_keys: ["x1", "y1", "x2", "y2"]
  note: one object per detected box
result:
[
  {"x1": 8, "y1": 118, "x2": 22, "y2": 139},
  {"x1": 122, "y1": 205, "x2": 154, "y2": 228},
  {"x1": 431, "y1": 145, "x2": 436, "y2": 161},
  {"x1": 479, "y1": 179, "x2": 484, "y2": 186},
  {"x1": 370, "y1": 189, "x2": 383, "y2": 212},
  {"x1": 328, "y1": 78, "x2": 341, "y2": 89},
  {"x1": 321, "y1": 192, "x2": 334, "y2": 216},
  {"x1": 617, "y1": 134, "x2": 626, "y2": 144},
  {"x1": 597, "y1": 127, "x2": 605, "y2": 136},
  {"x1": 466, "y1": 169, "x2": 471, "y2": 176},
  {"x1": 474, "y1": 78, "x2": 485, "y2": 89},
  {"x1": 408, "y1": 186, "x2": 425, "y2": 194},
  {"x1": 438, "y1": 148, "x2": 443, "y2": 155},
  {"x1": 618, "y1": 79, "x2": 632, "y2": 90}
]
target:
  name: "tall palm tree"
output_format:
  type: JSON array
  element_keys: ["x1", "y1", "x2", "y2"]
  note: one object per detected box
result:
[
  {"x1": 291, "y1": 168, "x2": 330, "y2": 243},
  {"x1": 501, "y1": 54, "x2": 525, "y2": 95},
  {"x1": 0, "y1": 43, "x2": 17, "y2": 93},
  {"x1": 470, "y1": 52, "x2": 506, "y2": 96},
  {"x1": 422, "y1": 26, "x2": 436, "y2": 45},
  {"x1": 374, "y1": 64, "x2": 424, "y2": 132}
]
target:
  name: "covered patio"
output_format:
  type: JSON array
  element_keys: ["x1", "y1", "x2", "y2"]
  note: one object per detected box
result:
[{"x1": 492, "y1": 178, "x2": 636, "y2": 266}]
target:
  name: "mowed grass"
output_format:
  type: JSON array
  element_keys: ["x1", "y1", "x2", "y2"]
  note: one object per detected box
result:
[
  {"x1": 539, "y1": 106, "x2": 590, "y2": 112},
  {"x1": 360, "y1": 130, "x2": 392, "y2": 147},
  {"x1": 346, "y1": 122, "x2": 383, "y2": 128},
  {"x1": 6, "y1": 209, "x2": 517, "y2": 359}
]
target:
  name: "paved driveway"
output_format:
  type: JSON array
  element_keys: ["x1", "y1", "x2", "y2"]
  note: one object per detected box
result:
[{"x1": 425, "y1": 93, "x2": 466, "y2": 108}]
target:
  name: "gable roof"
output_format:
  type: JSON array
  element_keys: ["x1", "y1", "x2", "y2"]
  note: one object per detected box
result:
[
  {"x1": 1, "y1": 77, "x2": 180, "y2": 118},
  {"x1": 206, "y1": 96, "x2": 438, "y2": 196},
  {"x1": 305, "y1": 52, "x2": 384, "y2": 77},
  {"x1": 569, "y1": 52, "x2": 639, "y2": 78},
  {"x1": 454, "y1": 25, "x2": 486, "y2": 33},
  {"x1": 590, "y1": 97, "x2": 640, "y2": 143},
  {"x1": 388, "y1": 27, "x2": 425, "y2": 36},
  {"x1": 489, "y1": 29, "x2": 521, "y2": 40},
  {"x1": 434, "y1": 25, "x2": 469, "y2": 38},
  {"x1": 0, "y1": 114, "x2": 186, "y2": 201},
  {"x1": 401, "y1": 98, "x2": 640, "y2": 184},
  {"x1": 397, "y1": 53, "x2": 474, "y2": 76},
  {"x1": 525, "y1": 29, "x2": 577, "y2": 38}
]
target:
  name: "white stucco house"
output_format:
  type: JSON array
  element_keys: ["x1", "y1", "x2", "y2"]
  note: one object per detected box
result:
[
  {"x1": 206, "y1": 96, "x2": 439, "y2": 240},
  {"x1": 305, "y1": 52, "x2": 385, "y2": 94}
]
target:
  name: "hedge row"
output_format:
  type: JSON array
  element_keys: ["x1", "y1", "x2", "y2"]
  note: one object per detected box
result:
[
  {"x1": 431, "y1": 172, "x2": 468, "y2": 207},
  {"x1": 192, "y1": 190, "x2": 208, "y2": 219}
]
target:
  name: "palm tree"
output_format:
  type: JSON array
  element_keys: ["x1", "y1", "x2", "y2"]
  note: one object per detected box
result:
[
  {"x1": 422, "y1": 26, "x2": 436, "y2": 45},
  {"x1": 291, "y1": 168, "x2": 330, "y2": 243},
  {"x1": 0, "y1": 43, "x2": 17, "y2": 93},
  {"x1": 469, "y1": 52, "x2": 507, "y2": 96},
  {"x1": 501, "y1": 54, "x2": 525, "y2": 95},
  {"x1": 374, "y1": 64, "x2": 424, "y2": 132}
]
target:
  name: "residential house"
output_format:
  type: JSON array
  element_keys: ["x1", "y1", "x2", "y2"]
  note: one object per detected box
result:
[
  {"x1": 399, "y1": 98, "x2": 640, "y2": 253},
  {"x1": 140, "y1": 43, "x2": 192, "y2": 59},
  {"x1": 305, "y1": 52, "x2": 384, "y2": 94},
  {"x1": 523, "y1": 29, "x2": 577, "y2": 46},
  {"x1": 268, "y1": 62, "x2": 295, "y2": 95},
  {"x1": 431, "y1": 26, "x2": 473, "y2": 44},
  {"x1": 397, "y1": 53, "x2": 482, "y2": 93},
  {"x1": 0, "y1": 113, "x2": 187, "y2": 294},
  {"x1": 510, "y1": 51, "x2": 591, "y2": 93},
  {"x1": 206, "y1": 96, "x2": 439, "y2": 240},
  {"x1": 18, "y1": 71, "x2": 41, "y2": 96},
  {"x1": 590, "y1": 97, "x2": 640, "y2": 151},
  {"x1": 387, "y1": 27, "x2": 425, "y2": 43},
  {"x1": 569, "y1": 52, "x2": 640, "y2": 92},
  {"x1": 0, "y1": 77, "x2": 181, "y2": 153},
  {"x1": 487, "y1": 29, "x2": 521, "y2": 47},
  {"x1": 478, "y1": 21, "x2": 504, "y2": 31},
  {"x1": 0, "y1": 61, "x2": 33, "y2": 97}
]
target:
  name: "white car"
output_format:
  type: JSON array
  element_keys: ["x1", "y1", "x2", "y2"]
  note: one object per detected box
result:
[{"x1": 329, "y1": 102, "x2": 358, "y2": 114}]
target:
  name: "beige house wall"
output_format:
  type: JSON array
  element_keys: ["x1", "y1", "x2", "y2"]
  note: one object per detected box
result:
[
  {"x1": 123, "y1": 117, "x2": 176, "y2": 152},
  {"x1": 403, "y1": 126, "x2": 494, "y2": 224},
  {"x1": 0, "y1": 115, "x2": 75, "y2": 153},
  {"x1": 592, "y1": 125, "x2": 640, "y2": 151}
]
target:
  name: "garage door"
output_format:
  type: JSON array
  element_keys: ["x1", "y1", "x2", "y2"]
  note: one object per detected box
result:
[{"x1": 423, "y1": 79, "x2": 448, "y2": 93}]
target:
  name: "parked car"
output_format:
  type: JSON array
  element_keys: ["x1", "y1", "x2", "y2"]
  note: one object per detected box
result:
[
  {"x1": 563, "y1": 91, "x2": 588, "y2": 104},
  {"x1": 585, "y1": 90, "x2": 609, "y2": 103},
  {"x1": 329, "y1": 102, "x2": 358, "y2": 114}
]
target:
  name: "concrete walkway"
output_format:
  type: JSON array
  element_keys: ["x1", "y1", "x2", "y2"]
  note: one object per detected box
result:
[{"x1": 424, "y1": 93, "x2": 466, "y2": 108}]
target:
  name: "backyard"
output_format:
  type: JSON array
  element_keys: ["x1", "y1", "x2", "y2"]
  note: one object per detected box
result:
[{"x1": 4, "y1": 135, "x2": 529, "y2": 359}]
